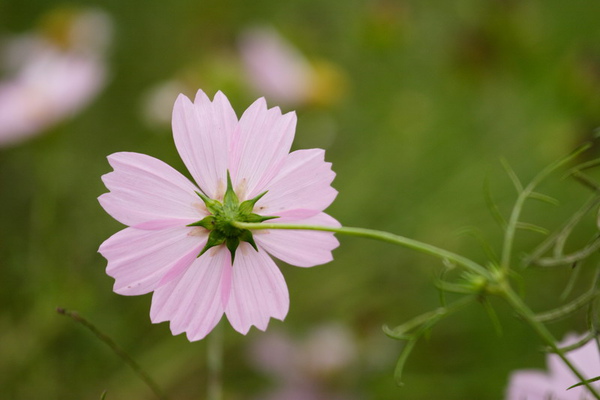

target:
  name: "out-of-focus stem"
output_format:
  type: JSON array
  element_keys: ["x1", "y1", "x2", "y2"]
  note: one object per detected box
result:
[
  {"x1": 207, "y1": 321, "x2": 223, "y2": 400},
  {"x1": 56, "y1": 307, "x2": 167, "y2": 400}
]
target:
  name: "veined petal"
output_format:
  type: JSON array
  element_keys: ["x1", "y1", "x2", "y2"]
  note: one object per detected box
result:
[
  {"x1": 172, "y1": 90, "x2": 237, "y2": 198},
  {"x1": 99, "y1": 226, "x2": 205, "y2": 296},
  {"x1": 229, "y1": 97, "x2": 296, "y2": 200},
  {"x1": 132, "y1": 218, "x2": 194, "y2": 230},
  {"x1": 255, "y1": 212, "x2": 340, "y2": 267},
  {"x1": 99, "y1": 152, "x2": 202, "y2": 227},
  {"x1": 256, "y1": 148, "x2": 337, "y2": 215},
  {"x1": 150, "y1": 246, "x2": 232, "y2": 341},
  {"x1": 225, "y1": 244, "x2": 289, "y2": 334}
]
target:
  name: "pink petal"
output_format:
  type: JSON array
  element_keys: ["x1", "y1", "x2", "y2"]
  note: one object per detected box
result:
[
  {"x1": 132, "y1": 219, "x2": 194, "y2": 230},
  {"x1": 505, "y1": 333, "x2": 600, "y2": 399},
  {"x1": 552, "y1": 334, "x2": 600, "y2": 382},
  {"x1": 505, "y1": 370, "x2": 556, "y2": 400},
  {"x1": 255, "y1": 148, "x2": 337, "y2": 215},
  {"x1": 172, "y1": 90, "x2": 237, "y2": 198},
  {"x1": 99, "y1": 152, "x2": 202, "y2": 227},
  {"x1": 150, "y1": 247, "x2": 232, "y2": 341},
  {"x1": 229, "y1": 98, "x2": 296, "y2": 200},
  {"x1": 272, "y1": 209, "x2": 320, "y2": 221},
  {"x1": 99, "y1": 226, "x2": 204, "y2": 296},
  {"x1": 225, "y1": 244, "x2": 289, "y2": 334},
  {"x1": 255, "y1": 212, "x2": 340, "y2": 267},
  {"x1": 545, "y1": 337, "x2": 600, "y2": 397}
]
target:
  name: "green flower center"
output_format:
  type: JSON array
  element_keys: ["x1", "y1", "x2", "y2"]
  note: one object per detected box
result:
[{"x1": 188, "y1": 171, "x2": 277, "y2": 262}]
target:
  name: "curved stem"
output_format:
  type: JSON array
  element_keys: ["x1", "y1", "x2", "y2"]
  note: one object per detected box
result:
[
  {"x1": 525, "y1": 193, "x2": 600, "y2": 266},
  {"x1": 57, "y1": 308, "x2": 167, "y2": 400},
  {"x1": 234, "y1": 222, "x2": 490, "y2": 278},
  {"x1": 501, "y1": 286, "x2": 600, "y2": 399}
]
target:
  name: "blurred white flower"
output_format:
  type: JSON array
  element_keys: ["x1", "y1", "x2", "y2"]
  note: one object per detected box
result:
[
  {"x1": 140, "y1": 80, "x2": 188, "y2": 128},
  {"x1": 0, "y1": 8, "x2": 112, "y2": 147},
  {"x1": 506, "y1": 332, "x2": 600, "y2": 400},
  {"x1": 301, "y1": 323, "x2": 356, "y2": 376}
]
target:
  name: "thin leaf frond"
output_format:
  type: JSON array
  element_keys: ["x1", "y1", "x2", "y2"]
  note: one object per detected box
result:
[
  {"x1": 500, "y1": 158, "x2": 524, "y2": 194},
  {"x1": 515, "y1": 222, "x2": 550, "y2": 236},
  {"x1": 528, "y1": 191, "x2": 560, "y2": 206},
  {"x1": 483, "y1": 175, "x2": 507, "y2": 229},
  {"x1": 535, "y1": 285, "x2": 600, "y2": 323},
  {"x1": 455, "y1": 226, "x2": 499, "y2": 264}
]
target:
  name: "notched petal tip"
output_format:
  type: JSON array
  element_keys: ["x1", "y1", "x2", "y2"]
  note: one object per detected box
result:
[
  {"x1": 175, "y1": 92, "x2": 192, "y2": 103},
  {"x1": 244, "y1": 96, "x2": 269, "y2": 115},
  {"x1": 99, "y1": 170, "x2": 113, "y2": 186},
  {"x1": 193, "y1": 88, "x2": 210, "y2": 103},
  {"x1": 282, "y1": 109, "x2": 296, "y2": 119},
  {"x1": 213, "y1": 90, "x2": 229, "y2": 102},
  {"x1": 185, "y1": 327, "x2": 213, "y2": 342},
  {"x1": 212, "y1": 91, "x2": 237, "y2": 118},
  {"x1": 97, "y1": 191, "x2": 109, "y2": 205},
  {"x1": 172, "y1": 93, "x2": 194, "y2": 120},
  {"x1": 105, "y1": 151, "x2": 132, "y2": 167}
]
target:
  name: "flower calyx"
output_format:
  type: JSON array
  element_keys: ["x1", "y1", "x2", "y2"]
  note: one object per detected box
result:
[{"x1": 188, "y1": 172, "x2": 277, "y2": 263}]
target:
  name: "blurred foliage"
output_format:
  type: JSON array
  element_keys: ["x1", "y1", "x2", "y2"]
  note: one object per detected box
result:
[{"x1": 1, "y1": 0, "x2": 600, "y2": 399}]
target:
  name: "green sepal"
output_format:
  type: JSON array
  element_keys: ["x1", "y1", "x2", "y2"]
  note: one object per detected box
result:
[
  {"x1": 192, "y1": 171, "x2": 278, "y2": 262},
  {"x1": 198, "y1": 230, "x2": 227, "y2": 257},
  {"x1": 239, "y1": 190, "x2": 268, "y2": 214},
  {"x1": 187, "y1": 215, "x2": 216, "y2": 230},
  {"x1": 245, "y1": 213, "x2": 279, "y2": 223},
  {"x1": 195, "y1": 191, "x2": 222, "y2": 215},
  {"x1": 223, "y1": 171, "x2": 239, "y2": 209},
  {"x1": 226, "y1": 236, "x2": 240, "y2": 263},
  {"x1": 239, "y1": 229, "x2": 258, "y2": 252}
]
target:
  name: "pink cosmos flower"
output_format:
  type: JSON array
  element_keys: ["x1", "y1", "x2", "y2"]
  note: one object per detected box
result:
[
  {"x1": 505, "y1": 333, "x2": 600, "y2": 400},
  {"x1": 98, "y1": 89, "x2": 339, "y2": 341}
]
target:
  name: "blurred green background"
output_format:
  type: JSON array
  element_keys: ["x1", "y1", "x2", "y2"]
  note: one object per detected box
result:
[{"x1": 2, "y1": 0, "x2": 600, "y2": 399}]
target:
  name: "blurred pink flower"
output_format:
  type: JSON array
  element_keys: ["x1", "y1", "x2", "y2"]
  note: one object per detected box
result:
[
  {"x1": 239, "y1": 27, "x2": 346, "y2": 108},
  {"x1": 506, "y1": 333, "x2": 600, "y2": 400},
  {"x1": 239, "y1": 27, "x2": 313, "y2": 107},
  {"x1": 0, "y1": 9, "x2": 111, "y2": 147},
  {"x1": 249, "y1": 323, "x2": 357, "y2": 400},
  {"x1": 99, "y1": 90, "x2": 339, "y2": 341}
]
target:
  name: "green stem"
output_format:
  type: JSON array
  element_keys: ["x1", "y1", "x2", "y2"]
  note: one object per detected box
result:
[
  {"x1": 237, "y1": 219, "x2": 600, "y2": 397},
  {"x1": 233, "y1": 222, "x2": 491, "y2": 278},
  {"x1": 207, "y1": 321, "x2": 223, "y2": 400},
  {"x1": 501, "y1": 286, "x2": 600, "y2": 399}
]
